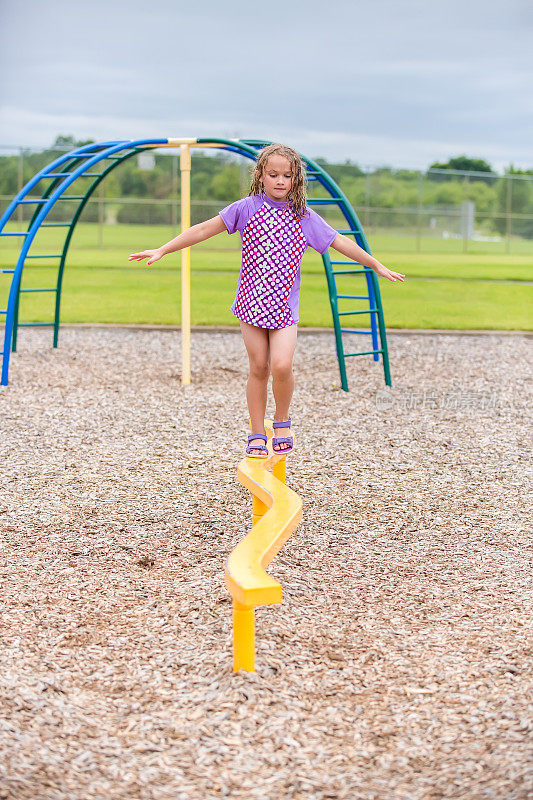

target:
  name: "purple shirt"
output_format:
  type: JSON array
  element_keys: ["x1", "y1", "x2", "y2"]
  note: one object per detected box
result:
[{"x1": 219, "y1": 192, "x2": 337, "y2": 329}]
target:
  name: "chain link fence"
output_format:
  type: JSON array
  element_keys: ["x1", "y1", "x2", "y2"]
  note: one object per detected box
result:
[{"x1": 1, "y1": 145, "x2": 531, "y2": 254}]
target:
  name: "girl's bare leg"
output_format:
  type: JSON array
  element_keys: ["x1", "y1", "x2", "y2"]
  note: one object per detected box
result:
[
  {"x1": 239, "y1": 320, "x2": 270, "y2": 455},
  {"x1": 269, "y1": 324, "x2": 298, "y2": 451}
]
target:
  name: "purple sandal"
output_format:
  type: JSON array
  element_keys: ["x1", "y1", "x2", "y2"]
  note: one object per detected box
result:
[
  {"x1": 272, "y1": 418, "x2": 293, "y2": 455},
  {"x1": 246, "y1": 433, "x2": 268, "y2": 459}
]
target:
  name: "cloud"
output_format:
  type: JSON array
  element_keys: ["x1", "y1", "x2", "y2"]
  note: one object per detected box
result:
[
  {"x1": 1, "y1": 105, "x2": 529, "y2": 172},
  {"x1": 0, "y1": 0, "x2": 531, "y2": 171}
]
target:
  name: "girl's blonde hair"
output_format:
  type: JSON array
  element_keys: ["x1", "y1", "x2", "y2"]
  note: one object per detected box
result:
[{"x1": 248, "y1": 143, "x2": 308, "y2": 219}]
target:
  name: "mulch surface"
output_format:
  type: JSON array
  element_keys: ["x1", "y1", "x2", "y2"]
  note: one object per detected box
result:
[{"x1": 0, "y1": 328, "x2": 531, "y2": 800}]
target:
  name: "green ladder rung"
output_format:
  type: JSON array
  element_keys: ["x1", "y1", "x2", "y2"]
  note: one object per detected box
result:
[
  {"x1": 345, "y1": 348, "x2": 383, "y2": 357},
  {"x1": 19, "y1": 287, "x2": 57, "y2": 293},
  {"x1": 307, "y1": 198, "x2": 343, "y2": 205},
  {"x1": 17, "y1": 322, "x2": 55, "y2": 327},
  {"x1": 42, "y1": 223, "x2": 72, "y2": 228},
  {"x1": 334, "y1": 270, "x2": 369, "y2": 276},
  {"x1": 82, "y1": 172, "x2": 105, "y2": 177},
  {"x1": 60, "y1": 196, "x2": 86, "y2": 200},
  {"x1": 104, "y1": 152, "x2": 141, "y2": 160},
  {"x1": 338, "y1": 308, "x2": 377, "y2": 315},
  {"x1": 25, "y1": 254, "x2": 63, "y2": 259},
  {"x1": 337, "y1": 293, "x2": 373, "y2": 299},
  {"x1": 337, "y1": 229, "x2": 360, "y2": 235}
]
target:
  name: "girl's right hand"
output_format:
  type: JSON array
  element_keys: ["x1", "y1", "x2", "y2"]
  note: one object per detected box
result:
[{"x1": 128, "y1": 248, "x2": 163, "y2": 266}]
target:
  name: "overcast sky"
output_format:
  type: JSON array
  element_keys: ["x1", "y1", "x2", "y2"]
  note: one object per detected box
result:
[{"x1": 0, "y1": 0, "x2": 531, "y2": 172}]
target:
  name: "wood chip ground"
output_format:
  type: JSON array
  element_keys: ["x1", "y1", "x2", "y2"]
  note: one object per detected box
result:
[{"x1": 0, "y1": 327, "x2": 531, "y2": 800}]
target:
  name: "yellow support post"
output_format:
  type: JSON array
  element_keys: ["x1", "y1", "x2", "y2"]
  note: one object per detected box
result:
[
  {"x1": 232, "y1": 600, "x2": 255, "y2": 672},
  {"x1": 180, "y1": 143, "x2": 191, "y2": 385}
]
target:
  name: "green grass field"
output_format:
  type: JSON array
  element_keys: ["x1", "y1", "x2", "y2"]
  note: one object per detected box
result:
[{"x1": 1, "y1": 223, "x2": 532, "y2": 329}]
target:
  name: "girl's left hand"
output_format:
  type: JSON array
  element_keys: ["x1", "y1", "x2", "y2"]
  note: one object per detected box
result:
[{"x1": 373, "y1": 262, "x2": 406, "y2": 282}]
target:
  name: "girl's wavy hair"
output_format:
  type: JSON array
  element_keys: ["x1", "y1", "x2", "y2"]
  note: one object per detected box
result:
[{"x1": 248, "y1": 143, "x2": 308, "y2": 219}]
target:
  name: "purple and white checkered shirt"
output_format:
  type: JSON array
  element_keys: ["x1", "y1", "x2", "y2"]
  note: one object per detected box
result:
[{"x1": 219, "y1": 192, "x2": 337, "y2": 329}]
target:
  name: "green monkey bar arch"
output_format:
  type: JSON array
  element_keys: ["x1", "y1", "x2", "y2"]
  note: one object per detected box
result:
[{"x1": 0, "y1": 137, "x2": 391, "y2": 389}]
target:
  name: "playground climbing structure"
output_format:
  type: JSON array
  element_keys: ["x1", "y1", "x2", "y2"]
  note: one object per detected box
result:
[{"x1": 0, "y1": 137, "x2": 391, "y2": 390}]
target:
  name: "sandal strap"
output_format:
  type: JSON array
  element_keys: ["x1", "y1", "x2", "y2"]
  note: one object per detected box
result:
[
  {"x1": 247, "y1": 434, "x2": 267, "y2": 443},
  {"x1": 246, "y1": 445, "x2": 268, "y2": 454},
  {"x1": 272, "y1": 436, "x2": 293, "y2": 444},
  {"x1": 272, "y1": 418, "x2": 291, "y2": 429}
]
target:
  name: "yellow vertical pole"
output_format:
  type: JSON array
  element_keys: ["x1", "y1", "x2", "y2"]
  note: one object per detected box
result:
[
  {"x1": 180, "y1": 144, "x2": 191, "y2": 385},
  {"x1": 233, "y1": 600, "x2": 255, "y2": 671}
]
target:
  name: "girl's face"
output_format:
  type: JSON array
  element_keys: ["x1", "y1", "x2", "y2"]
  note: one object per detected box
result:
[{"x1": 261, "y1": 155, "x2": 293, "y2": 202}]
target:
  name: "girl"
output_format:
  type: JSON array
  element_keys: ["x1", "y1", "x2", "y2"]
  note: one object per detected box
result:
[{"x1": 128, "y1": 144, "x2": 405, "y2": 458}]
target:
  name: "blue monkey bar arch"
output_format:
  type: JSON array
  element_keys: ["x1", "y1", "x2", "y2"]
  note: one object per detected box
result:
[{"x1": 0, "y1": 137, "x2": 391, "y2": 389}]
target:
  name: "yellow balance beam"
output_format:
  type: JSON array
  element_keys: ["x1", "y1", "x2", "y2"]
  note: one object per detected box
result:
[{"x1": 225, "y1": 423, "x2": 302, "y2": 671}]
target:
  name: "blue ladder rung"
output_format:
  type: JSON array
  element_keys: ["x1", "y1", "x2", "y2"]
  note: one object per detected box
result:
[
  {"x1": 2, "y1": 269, "x2": 15, "y2": 273},
  {"x1": 0, "y1": 231, "x2": 29, "y2": 236},
  {"x1": 42, "y1": 172, "x2": 72, "y2": 178},
  {"x1": 0, "y1": 310, "x2": 6, "y2": 315},
  {"x1": 345, "y1": 349, "x2": 383, "y2": 357},
  {"x1": 333, "y1": 269, "x2": 369, "y2": 275},
  {"x1": 340, "y1": 328, "x2": 373, "y2": 334},
  {"x1": 19, "y1": 288, "x2": 57, "y2": 293},
  {"x1": 17, "y1": 322, "x2": 55, "y2": 327},
  {"x1": 17, "y1": 199, "x2": 48, "y2": 204}
]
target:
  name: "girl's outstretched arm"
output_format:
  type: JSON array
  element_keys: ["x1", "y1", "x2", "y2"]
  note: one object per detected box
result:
[
  {"x1": 330, "y1": 234, "x2": 405, "y2": 282},
  {"x1": 128, "y1": 214, "x2": 227, "y2": 266}
]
